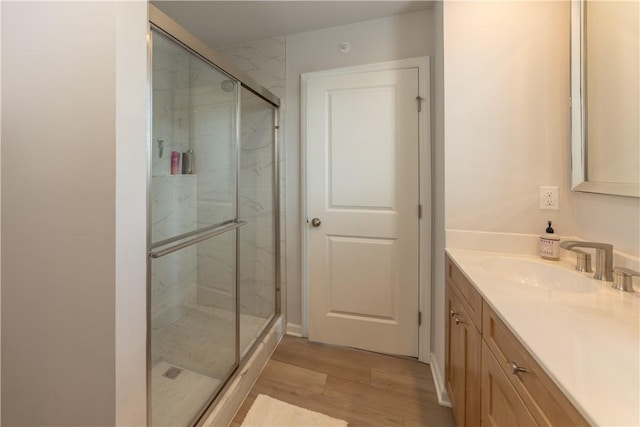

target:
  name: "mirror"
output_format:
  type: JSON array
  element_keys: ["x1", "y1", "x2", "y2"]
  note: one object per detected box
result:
[{"x1": 570, "y1": 0, "x2": 640, "y2": 198}]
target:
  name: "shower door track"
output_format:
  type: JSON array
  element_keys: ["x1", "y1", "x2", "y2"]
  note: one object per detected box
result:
[{"x1": 149, "y1": 5, "x2": 280, "y2": 109}]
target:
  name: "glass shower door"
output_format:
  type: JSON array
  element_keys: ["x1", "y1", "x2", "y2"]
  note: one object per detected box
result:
[
  {"x1": 239, "y1": 88, "x2": 277, "y2": 356},
  {"x1": 149, "y1": 29, "x2": 240, "y2": 427},
  {"x1": 149, "y1": 233, "x2": 238, "y2": 426}
]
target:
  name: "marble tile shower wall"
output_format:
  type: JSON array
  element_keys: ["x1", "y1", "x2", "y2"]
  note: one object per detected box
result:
[
  {"x1": 150, "y1": 35, "x2": 286, "y2": 328},
  {"x1": 152, "y1": 41, "x2": 190, "y2": 177},
  {"x1": 190, "y1": 56, "x2": 238, "y2": 310},
  {"x1": 240, "y1": 93, "x2": 276, "y2": 319},
  {"x1": 217, "y1": 37, "x2": 286, "y2": 97},
  {"x1": 153, "y1": 53, "x2": 240, "y2": 321},
  {"x1": 217, "y1": 36, "x2": 287, "y2": 317},
  {"x1": 151, "y1": 39, "x2": 198, "y2": 324},
  {"x1": 150, "y1": 245, "x2": 197, "y2": 332}
]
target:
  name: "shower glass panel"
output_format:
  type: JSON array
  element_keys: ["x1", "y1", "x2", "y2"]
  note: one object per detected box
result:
[
  {"x1": 150, "y1": 28, "x2": 239, "y2": 427},
  {"x1": 239, "y1": 88, "x2": 277, "y2": 356},
  {"x1": 151, "y1": 30, "x2": 237, "y2": 246},
  {"x1": 150, "y1": 231, "x2": 237, "y2": 427}
]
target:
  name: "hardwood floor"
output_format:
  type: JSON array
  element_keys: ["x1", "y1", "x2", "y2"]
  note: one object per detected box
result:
[{"x1": 230, "y1": 336, "x2": 456, "y2": 427}]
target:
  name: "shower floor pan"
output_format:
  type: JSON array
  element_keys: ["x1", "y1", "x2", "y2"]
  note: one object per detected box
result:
[{"x1": 151, "y1": 304, "x2": 271, "y2": 426}]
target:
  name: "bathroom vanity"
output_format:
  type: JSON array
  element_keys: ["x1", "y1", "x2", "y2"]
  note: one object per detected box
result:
[{"x1": 445, "y1": 250, "x2": 639, "y2": 427}]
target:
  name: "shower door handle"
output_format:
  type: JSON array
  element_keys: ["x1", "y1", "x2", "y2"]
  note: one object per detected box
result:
[
  {"x1": 149, "y1": 221, "x2": 247, "y2": 259},
  {"x1": 311, "y1": 218, "x2": 322, "y2": 228}
]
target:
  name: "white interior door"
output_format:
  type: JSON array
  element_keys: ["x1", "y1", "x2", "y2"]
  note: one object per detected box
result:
[{"x1": 304, "y1": 64, "x2": 421, "y2": 357}]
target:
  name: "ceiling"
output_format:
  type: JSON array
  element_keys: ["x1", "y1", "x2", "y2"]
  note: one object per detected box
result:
[{"x1": 152, "y1": 1, "x2": 434, "y2": 48}]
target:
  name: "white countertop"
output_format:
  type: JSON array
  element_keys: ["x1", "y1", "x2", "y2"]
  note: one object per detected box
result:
[{"x1": 446, "y1": 248, "x2": 640, "y2": 427}]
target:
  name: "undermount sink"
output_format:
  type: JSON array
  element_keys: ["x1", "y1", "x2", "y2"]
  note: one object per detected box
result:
[{"x1": 480, "y1": 257, "x2": 599, "y2": 293}]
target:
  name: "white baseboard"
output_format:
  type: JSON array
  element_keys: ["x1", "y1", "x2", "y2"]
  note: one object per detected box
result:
[
  {"x1": 430, "y1": 353, "x2": 451, "y2": 408},
  {"x1": 285, "y1": 322, "x2": 303, "y2": 337}
]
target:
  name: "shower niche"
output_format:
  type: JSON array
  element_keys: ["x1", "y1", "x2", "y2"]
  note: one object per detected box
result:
[{"x1": 148, "y1": 27, "x2": 279, "y2": 427}]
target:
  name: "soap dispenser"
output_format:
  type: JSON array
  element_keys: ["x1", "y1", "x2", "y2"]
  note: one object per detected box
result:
[{"x1": 539, "y1": 221, "x2": 560, "y2": 260}]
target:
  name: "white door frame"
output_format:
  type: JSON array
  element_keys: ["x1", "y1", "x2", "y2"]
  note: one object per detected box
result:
[{"x1": 300, "y1": 57, "x2": 432, "y2": 362}]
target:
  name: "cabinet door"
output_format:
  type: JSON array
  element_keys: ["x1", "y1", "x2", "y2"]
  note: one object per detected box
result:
[
  {"x1": 446, "y1": 283, "x2": 481, "y2": 427},
  {"x1": 461, "y1": 315, "x2": 481, "y2": 427},
  {"x1": 481, "y1": 341, "x2": 537, "y2": 427},
  {"x1": 445, "y1": 283, "x2": 461, "y2": 420}
]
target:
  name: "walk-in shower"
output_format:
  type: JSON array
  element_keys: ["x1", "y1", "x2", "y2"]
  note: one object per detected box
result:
[{"x1": 147, "y1": 9, "x2": 280, "y2": 426}]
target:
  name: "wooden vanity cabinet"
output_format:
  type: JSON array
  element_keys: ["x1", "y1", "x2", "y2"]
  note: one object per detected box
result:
[
  {"x1": 445, "y1": 255, "x2": 590, "y2": 427},
  {"x1": 446, "y1": 258, "x2": 482, "y2": 427}
]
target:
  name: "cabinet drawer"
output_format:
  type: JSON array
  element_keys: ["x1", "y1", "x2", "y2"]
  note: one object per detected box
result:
[
  {"x1": 482, "y1": 302, "x2": 589, "y2": 427},
  {"x1": 446, "y1": 255, "x2": 482, "y2": 329}
]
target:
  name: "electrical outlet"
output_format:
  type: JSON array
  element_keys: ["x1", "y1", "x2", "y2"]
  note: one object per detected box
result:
[{"x1": 539, "y1": 186, "x2": 559, "y2": 210}]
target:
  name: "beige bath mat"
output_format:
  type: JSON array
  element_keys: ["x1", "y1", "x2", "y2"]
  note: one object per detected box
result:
[{"x1": 241, "y1": 394, "x2": 348, "y2": 427}]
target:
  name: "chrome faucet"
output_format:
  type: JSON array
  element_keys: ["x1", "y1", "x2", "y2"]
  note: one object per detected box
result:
[{"x1": 560, "y1": 241, "x2": 614, "y2": 282}]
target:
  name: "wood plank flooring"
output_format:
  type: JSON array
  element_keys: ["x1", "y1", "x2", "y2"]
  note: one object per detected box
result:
[{"x1": 231, "y1": 336, "x2": 455, "y2": 427}]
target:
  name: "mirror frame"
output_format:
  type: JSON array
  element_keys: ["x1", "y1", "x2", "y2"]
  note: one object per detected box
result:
[{"x1": 570, "y1": 0, "x2": 640, "y2": 198}]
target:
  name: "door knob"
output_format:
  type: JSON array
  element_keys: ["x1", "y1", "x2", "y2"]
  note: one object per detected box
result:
[{"x1": 311, "y1": 218, "x2": 322, "y2": 227}]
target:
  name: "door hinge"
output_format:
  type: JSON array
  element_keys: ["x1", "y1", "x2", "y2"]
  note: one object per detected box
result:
[
  {"x1": 416, "y1": 96, "x2": 425, "y2": 112},
  {"x1": 418, "y1": 311, "x2": 422, "y2": 326},
  {"x1": 418, "y1": 204, "x2": 423, "y2": 219}
]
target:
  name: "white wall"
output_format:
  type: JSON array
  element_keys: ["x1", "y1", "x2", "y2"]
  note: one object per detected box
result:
[
  {"x1": 575, "y1": 193, "x2": 640, "y2": 258},
  {"x1": 115, "y1": 2, "x2": 148, "y2": 425},
  {"x1": 437, "y1": 0, "x2": 572, "y2": 397},
  {"x1": 0, "y1": 2, "x2": 3, "y2": 421},
  {"x1": 285, "y1": 9, "x2": 436, "y2": 331},
  {"x1": 430, "y1": 0, "x2": 447, "y2": 402},
  {"x1": 2, "y1": 2, "x2": 148, "y2": 425},
  {"x1": 444, "y1": 1, "x2": 573, "y2": 237}
]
